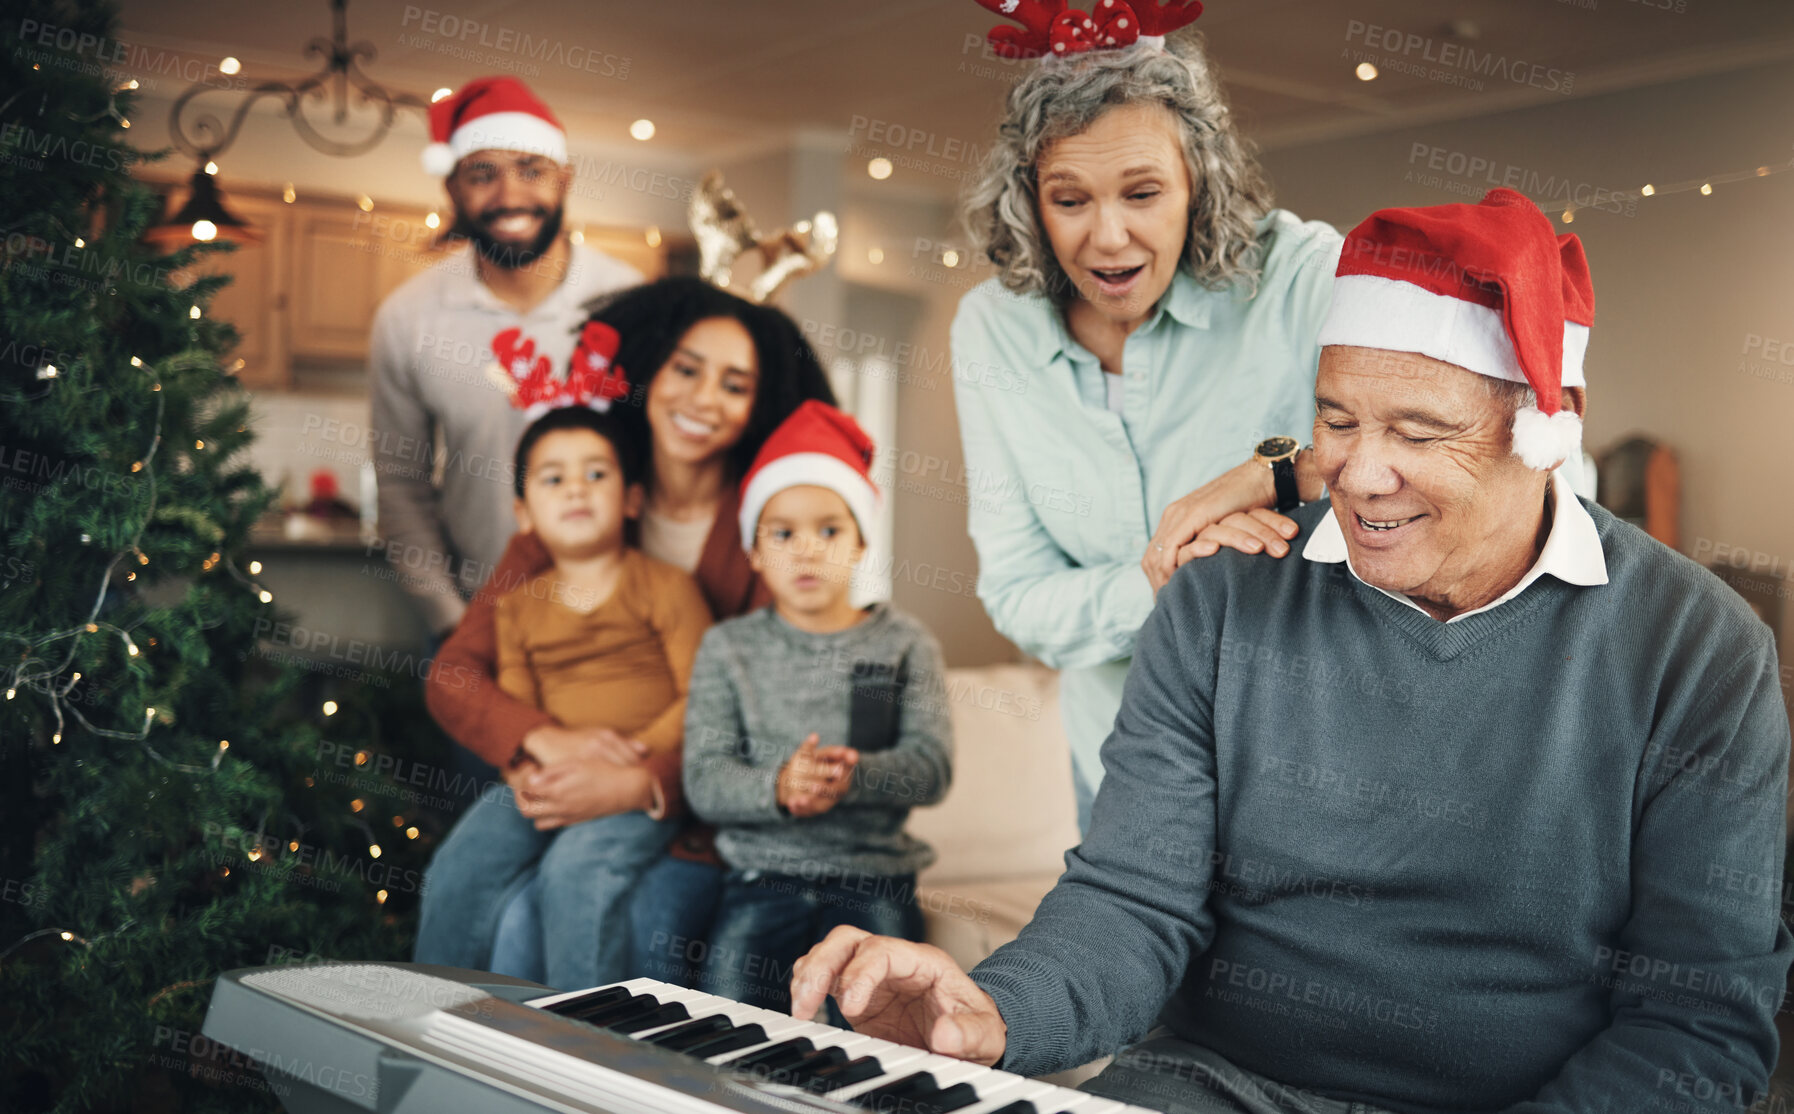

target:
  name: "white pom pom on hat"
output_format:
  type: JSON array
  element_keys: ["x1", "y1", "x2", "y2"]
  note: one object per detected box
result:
[
  {"x1": 420, "y1": 143, "x2": 457, "y2": 178},
  {"x1": 1511, "y1": 406, "x2": 1584, "y2": 471},
  {"x1": 1315, "y1": 187, "x2": 1596, "y2": 470}
]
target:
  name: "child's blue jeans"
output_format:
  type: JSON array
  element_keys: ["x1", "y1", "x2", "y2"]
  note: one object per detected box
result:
[
  {"x1": 414, "y1": 783, "x2": 679, "y2": 990},
  {"x1": 700, "y1": 868, "x2": 924, "y2": 1018}
]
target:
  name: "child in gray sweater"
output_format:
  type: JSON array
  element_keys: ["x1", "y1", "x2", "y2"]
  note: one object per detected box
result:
[{"x1": 682, "y1": 401, "x2": 952, "y2": 1013}]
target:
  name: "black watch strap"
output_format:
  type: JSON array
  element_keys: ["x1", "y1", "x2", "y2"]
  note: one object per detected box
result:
[{"x1": 1271, "y1": 454, "x2": 1300, "y2": 514}]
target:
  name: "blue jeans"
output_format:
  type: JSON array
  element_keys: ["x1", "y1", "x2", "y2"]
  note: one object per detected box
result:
[
  {"x1": 414, "y1": 784, "x2": 678, "y2": 990},
  {"x1": 490, "y1": 852, "x2": 726, "y2": 988},
  {"x1": 701, "y1": 869, "x2": 923, "y2": 1017}
]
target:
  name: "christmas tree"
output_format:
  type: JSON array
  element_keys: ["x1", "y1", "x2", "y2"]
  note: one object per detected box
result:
[{"x1": 2, "y1": 5, "x2": 451, "y2": 1110}]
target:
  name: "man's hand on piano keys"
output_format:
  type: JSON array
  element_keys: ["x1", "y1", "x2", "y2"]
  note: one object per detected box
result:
[{"x1": 790, "y1": 926, "x2": 1007, "y2": 1067}]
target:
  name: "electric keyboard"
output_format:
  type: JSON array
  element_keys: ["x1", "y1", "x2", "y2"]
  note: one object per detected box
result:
[{"x1": 200, "y1": 962, "x2": 1163, "y2": 1114}]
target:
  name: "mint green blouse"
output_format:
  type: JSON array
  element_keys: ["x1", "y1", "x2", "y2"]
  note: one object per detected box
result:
[{"x1": 949, "y1": 210, "x2": 1343, "y2": 791}]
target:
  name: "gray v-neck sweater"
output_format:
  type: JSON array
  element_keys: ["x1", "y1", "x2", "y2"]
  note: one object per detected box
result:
[{"x1": 973, "y1": 498, "x2": 1792, "y2": 1114}]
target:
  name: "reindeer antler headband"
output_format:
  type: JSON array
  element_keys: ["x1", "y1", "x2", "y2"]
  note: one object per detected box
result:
[
  {"x1": 690, "y1": 171, "x2": 839, "y2": 305},
  {"x1": 974, "y1": 0, "x2": 1204, "y2": 59}
]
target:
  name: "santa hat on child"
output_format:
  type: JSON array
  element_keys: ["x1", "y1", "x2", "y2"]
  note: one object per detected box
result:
[
  {"x1": 422, "y1": 77, "x2": 567, "y2": 177},
  {"x1": 739, "y1": 401, "x2": 880, "y2": 551},
  {"x1": 1316, "y1": 187, "x2": 1595, "y2": 470}
]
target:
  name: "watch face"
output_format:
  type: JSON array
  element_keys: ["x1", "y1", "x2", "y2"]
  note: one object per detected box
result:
[{"x1": 1256, "y1": 436, "x2": 1298, "y2": 458}]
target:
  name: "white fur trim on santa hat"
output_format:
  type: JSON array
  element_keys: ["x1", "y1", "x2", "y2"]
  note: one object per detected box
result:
[
  {"x1": 425, "y1": 111, "x2": 568, "y2": 176},
  {"x1": 1511, "y1": 406, "x2": 1583, "y2": 471},
  {"x1": 739, "y1": 452, "x2": 880, "y2": 553},
  {"x1": 1318, "y1": 274, "x2": 1588, "y2": 388}
]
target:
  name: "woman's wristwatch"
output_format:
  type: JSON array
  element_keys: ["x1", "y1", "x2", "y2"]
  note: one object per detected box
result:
[{"x1": 1253, "y1": 436, "x2": 1303, "y2": 513}]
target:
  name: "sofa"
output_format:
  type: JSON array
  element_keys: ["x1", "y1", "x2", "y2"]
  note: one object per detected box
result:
[{"x1": 908, "y1": 664, "x2": 1082, "y2": 971}]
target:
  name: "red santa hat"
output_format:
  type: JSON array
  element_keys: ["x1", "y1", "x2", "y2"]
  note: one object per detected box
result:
[
  {"x1": 1316, "y1": 187, "x2": 1595, "y2": 470},
  {"x1": 422, "y1": 77, "x2": 567, "y2": 177},
  {"x1": 739, "y1": 401, "x2": 880, "y2": 552}
]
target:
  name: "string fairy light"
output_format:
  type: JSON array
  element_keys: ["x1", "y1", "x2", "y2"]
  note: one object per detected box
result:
[
  {"x1": 5, "y1": 348, "x2": 269, "y2": 765},
  {"x1": 1538, "y1": 154, "x2": 1794, "y2": 222}
]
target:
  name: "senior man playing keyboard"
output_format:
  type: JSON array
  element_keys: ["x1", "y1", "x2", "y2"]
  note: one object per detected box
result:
[{"x1": 791, "y1": 189, "x2": 1794, "y2": 1114}]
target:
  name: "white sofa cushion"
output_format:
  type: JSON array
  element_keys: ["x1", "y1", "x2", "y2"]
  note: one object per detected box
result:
[{"x1": 910, "y1": 665, "x2": 1081, "y2": 886}]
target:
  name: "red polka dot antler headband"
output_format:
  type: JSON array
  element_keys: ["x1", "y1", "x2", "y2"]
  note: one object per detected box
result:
[{"x1": 974, "y1": 0, "x2": 1204, "y2": 59}]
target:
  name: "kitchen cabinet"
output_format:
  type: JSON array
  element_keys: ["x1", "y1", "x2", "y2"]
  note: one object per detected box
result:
[{"x1": 141, "y1": 175, "x2": 672, "y2": 391}]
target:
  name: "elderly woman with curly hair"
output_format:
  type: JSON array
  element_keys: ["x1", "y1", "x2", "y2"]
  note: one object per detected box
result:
[{"x1": 951, "y1": 33, "x2": 1339, "y2": 827}]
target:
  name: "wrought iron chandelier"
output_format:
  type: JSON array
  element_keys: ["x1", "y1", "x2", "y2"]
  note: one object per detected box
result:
[{"x1": 151, "y1": 0, "x2": 429, "y2": 246}]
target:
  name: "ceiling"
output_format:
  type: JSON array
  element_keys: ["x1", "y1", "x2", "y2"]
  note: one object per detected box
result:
[{"x1": 115, "y1": 0, "x2": 1794, "y2": 201}]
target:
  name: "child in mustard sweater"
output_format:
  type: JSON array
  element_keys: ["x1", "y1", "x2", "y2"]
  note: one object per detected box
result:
[{"x1": 416, "y1": 405, "x2": 711, "y2": 990}]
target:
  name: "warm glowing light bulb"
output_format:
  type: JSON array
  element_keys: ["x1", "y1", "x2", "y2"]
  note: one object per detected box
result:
[
  {"x1": 376, "y1": 889, "x2": 389, "y2": 904},
  {"x1": 942, "y1": 250, "x2": 961, "y2": 268},
  {"x1": 191, "y1": 220, "x2": 217, "y2": 242},
  {"x1": 868, "y1": 247, "x2": 884, "y2": 264},
  {"x1": 431, "y1": 87, "x2": 452, "y2": 103},
  {"x1": 630, "y1": 119, "x2": 656, "y2": 141},
  {"x1": 248, "y1": 560, "x2": 263, "y2": 574},
  {"x1": 189, "y1": 305, "x2": 201, "y2": 319},
  {"x1": 645, "y1": 226, "x2": 662, "y2": 248},
  {"x1": 406, "y1": 826, "x2": 420, "y2": 839},
  {"x1": 283, "y1": 183, "x2": 297, "y2": 204},
  {"x1": 204, "y1": 160, "x2": 218, "y2": 175},
  {"x1": 357, "y1": 195, "x2": 374, "y2": 212},
  {"x1": 867, "y1": 158, "x2": 893, "y2": 181},
  {"x1": 424, "y1": 211, "x2": 440, "y2": 229},
  {"x1": 60, "y1": 931, "x2": 73, "y2": 941},
  {"x1": 1700, "y1": 183, "x2": 1713, "y2": 195},
  {"x1": 258, "y1": 590, "x2": 272, "y2": 603},
  {"x1": 323, "y1": 700, "x2": 338, "y2": 716},
  {"x1": 369, "y1": 844, "x2": 382, "y2": 859},
  {"x1": 219, "y1": 56, "x2": 241, "y2": 75},
  {"x1": 1356, "y1": 62, "x2": 1379, "y2": 81},
  {"x1": 1640, "y1": 184, "x2": 1655, "y2": 196}
]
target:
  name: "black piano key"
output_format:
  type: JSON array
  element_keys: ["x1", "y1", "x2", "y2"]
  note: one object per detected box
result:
[
  {"x1": 908, "y1": 1082, "x2": 979, "y2": 1112},
  {"x1": 805, "y1": 1056, "x2": 885, "y2": 1093},
  {"x1": 771, "y1": 1045, "x2": 848, "y2": 1085},
  {"x1": 645, "y1": 1014, "x2": 734, "y2": 1050},
  {"x1": 608, "y1": 1001, "x2": 690, "y2": 1035},
  {"x1": 852, "y1": 1073, "x2": 982, "y2": 1112},
  {"x1": 687, "y1": 1024, "x2": 768, "y2": 1058},
  {"x1": 979, "y1": 1103, "x2": 1038, "y2": 1114},
  {"x1": 539, "y1": 985, "x2": 632, "y2": 1017},
  {"x1": 729, "y1": 1037, "x2": 815, "y2": 1073},
  {"x1": 574, "y1": 993, "x2": 659, "y2": 1026},
  {"x1": 851, "y1": 1072, "x2": 937, "y2": 1108}
]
